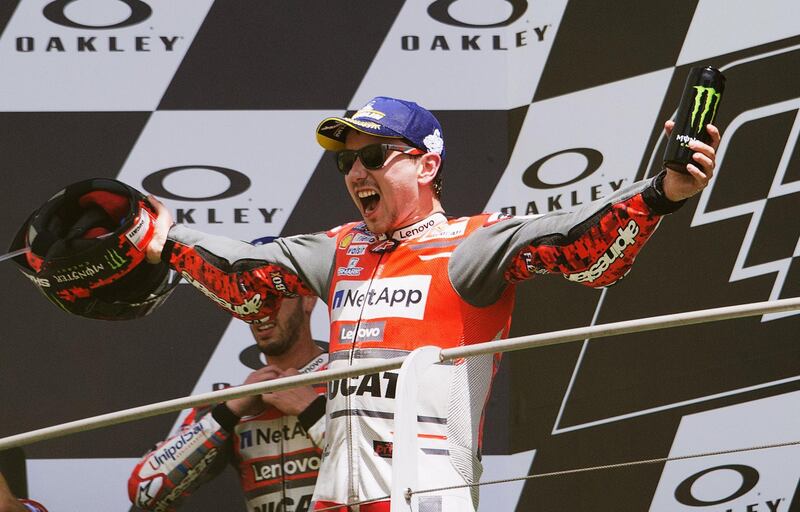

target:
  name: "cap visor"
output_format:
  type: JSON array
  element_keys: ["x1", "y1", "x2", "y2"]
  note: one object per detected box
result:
[{"x1": 315, "y1": 117, "x2": 404, "y2": 151}]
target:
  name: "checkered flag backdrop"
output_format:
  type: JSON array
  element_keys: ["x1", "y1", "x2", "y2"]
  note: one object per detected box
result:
[{"x1": 1, "y1": 1, "x2": 799, "y2": 510}]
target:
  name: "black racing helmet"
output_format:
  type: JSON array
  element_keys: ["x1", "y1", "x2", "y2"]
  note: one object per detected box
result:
[{"x1": 9, "y1": 178, "x2": 178, "y2": 320}]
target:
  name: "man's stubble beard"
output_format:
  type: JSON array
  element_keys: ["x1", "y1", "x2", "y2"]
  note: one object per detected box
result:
[{"x1": 258, "y1": 305, "x2": 304, "y2": 357}]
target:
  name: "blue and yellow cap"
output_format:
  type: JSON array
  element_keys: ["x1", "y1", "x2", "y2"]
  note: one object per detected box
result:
[{"x1": 315, "y1": 96, "x2": 445, "y2": 159}]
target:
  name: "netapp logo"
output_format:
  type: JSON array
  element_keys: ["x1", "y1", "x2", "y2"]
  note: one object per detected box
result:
[
  {"x1": 501, "y1": 148, "x2": 627, "y2": 215},
  {"x1": 239, "y1": 422, "x2": 309, "y2": 449},
  {"x1": 15, "y1": 0, "x2": 181, "y2": 53},
  {"x1": 141, "y1": 166, "x2": 282, "y2": 226},
  {"x1": 330, "y1": 276, "x2": 431, "y2": 322},
  {"x1": 674, "y1": 464, "x2": 784, "y2": 510},
  {"x1": 402, "y1": 0, "x2": 551, "y2": 52}
]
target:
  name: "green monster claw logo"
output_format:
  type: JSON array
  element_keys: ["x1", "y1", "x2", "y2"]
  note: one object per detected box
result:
[
  {"x1": 691, "y1": 86, "x2": 721, "y2": 131},
  {"x1": 105, "y1": 249, "x2": 126, "y2": 270}
]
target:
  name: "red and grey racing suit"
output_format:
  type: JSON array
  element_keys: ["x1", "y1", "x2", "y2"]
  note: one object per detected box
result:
[
  {"x1": 129, "y1": 353, "x2": 328, "y2": 512},
  {"x1": 159, "y1": 173, "x2": 683, "y2": 510}
]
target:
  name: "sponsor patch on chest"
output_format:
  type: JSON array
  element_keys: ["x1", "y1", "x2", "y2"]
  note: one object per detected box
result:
[
  {"x1": 330, "y1": 275, "x2": 431, "y2": 321},
  {"x1": 419, "y1": 219, "x2": 468, "y2": 240}
]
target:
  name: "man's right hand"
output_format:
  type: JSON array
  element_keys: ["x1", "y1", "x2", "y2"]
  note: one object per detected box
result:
[
  {"x1": 225, "y1": 366, "x2": 284, "y2": 418},
  {"x1": 145, "y1": 195, "x2": 174, "y2": 264}
]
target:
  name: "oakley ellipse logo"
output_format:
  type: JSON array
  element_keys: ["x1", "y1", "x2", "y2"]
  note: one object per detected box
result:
[
  {"x1": 239, "y1": 345, "x2": 264, "y2": 370},
  {"x1": 428, "y1": 0, "x2": 528, "y2": 28},
  {"x1": 43, "y1": 0, "x2": 152, "y2": 29},
  {"x1": 142, "y1": 166, "x2": 251, "y2": 201},
  {"x1": 522, "y1": 148, "x2": 603, "y2": 189},
  {"x1": 674, "y1": 465, "x2": 759, "y2": 506}
]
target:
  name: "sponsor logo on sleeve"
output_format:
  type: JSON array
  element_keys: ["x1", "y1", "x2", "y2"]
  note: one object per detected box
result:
[
  {"x1": 269, "y1": 271, "x2": 296, "y2": 296},
  {"x1": 147, "y1": 422, "x2": 207, "y2": 471},
  {"x1": 181, "y1": 271, "x2": 263, "y2": 316},
  {"x1": 154, "y1": 448, "x2": 218, "y2": 512},
  {"x1": 521, "y1": 251, "x2": 549, "y2": 275},
  {"x1": 565, "y1": 220, "x2": 640, "y2": 283},
  {"x1": 330, "y1": 276, "x2": 431, "y2": 321},
  {"x1": 135, "y1": 475, "x2": 163, "y2": 508}
]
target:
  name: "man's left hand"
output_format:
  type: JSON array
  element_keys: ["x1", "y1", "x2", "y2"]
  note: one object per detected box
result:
[{"x1": 661, "y1": 121, "x2": 721, "y2": 202}]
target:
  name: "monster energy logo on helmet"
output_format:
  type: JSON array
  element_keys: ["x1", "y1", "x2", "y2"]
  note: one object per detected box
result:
[
  {"x1": 691, "y1": 85, "x2": 721, "y2": 131},
  {"x1": 105, "y1": 249, "x2": 126, "y2": 270}
]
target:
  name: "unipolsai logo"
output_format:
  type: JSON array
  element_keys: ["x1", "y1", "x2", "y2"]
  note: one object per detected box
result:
[
  {"x1": 401, "y1": 0, "x2": 552, "y2": 52},
  {"x1": 15, "y1": 0, "x2": 182, "y2": 53}
]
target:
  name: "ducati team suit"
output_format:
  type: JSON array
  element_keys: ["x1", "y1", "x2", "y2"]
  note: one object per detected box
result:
[
  {"x1": 151, "y1": 170, "x2": 684, "y2": 511},
  {"x1": 129, "y1": 353, "x2": 329, "y2": 512}
]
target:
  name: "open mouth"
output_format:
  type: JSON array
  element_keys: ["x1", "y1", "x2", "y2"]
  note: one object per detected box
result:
[
  {"x1": 357, "y1": 189, "x2": 381, "y2": 215},
  {"x1": 251, "y1": 320, "x2": 276, "y2": 338}
]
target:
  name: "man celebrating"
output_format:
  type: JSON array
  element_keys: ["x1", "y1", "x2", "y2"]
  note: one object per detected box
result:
[
  {"x1": 144, "y1": 96, "x2": 719, "y2": 511},
  {"x1": 129, "y1": 294, "x2": 327, "y2": 512}
]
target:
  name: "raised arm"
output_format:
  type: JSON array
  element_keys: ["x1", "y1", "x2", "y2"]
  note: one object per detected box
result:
[
  {"x1": 144, "y1": 196, "x2": 336, "y2": 323},
  {"x1": 450, "y1": 123, "x2": 719, "y2": 307},
  {"x1": 128, "y1": 408, "x2": 232, "y2": 511}
]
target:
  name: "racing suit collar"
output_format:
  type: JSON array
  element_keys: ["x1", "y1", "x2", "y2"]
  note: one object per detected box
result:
[
  {"x1": 390, "y1": 212, "x2": 448, "y2": 241},
  {"x1": 299, "y1": 351, "x2": 329, "y2": 373}
]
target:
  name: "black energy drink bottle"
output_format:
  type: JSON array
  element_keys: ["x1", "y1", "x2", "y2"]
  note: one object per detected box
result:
[{"x1": 663, "y1": 66, "x2": 725, "y2": 174}]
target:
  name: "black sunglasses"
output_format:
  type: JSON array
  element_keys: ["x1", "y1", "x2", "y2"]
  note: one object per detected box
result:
[{"x1": 335, "y1": 143, "x2": 425, "y2": 175}]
